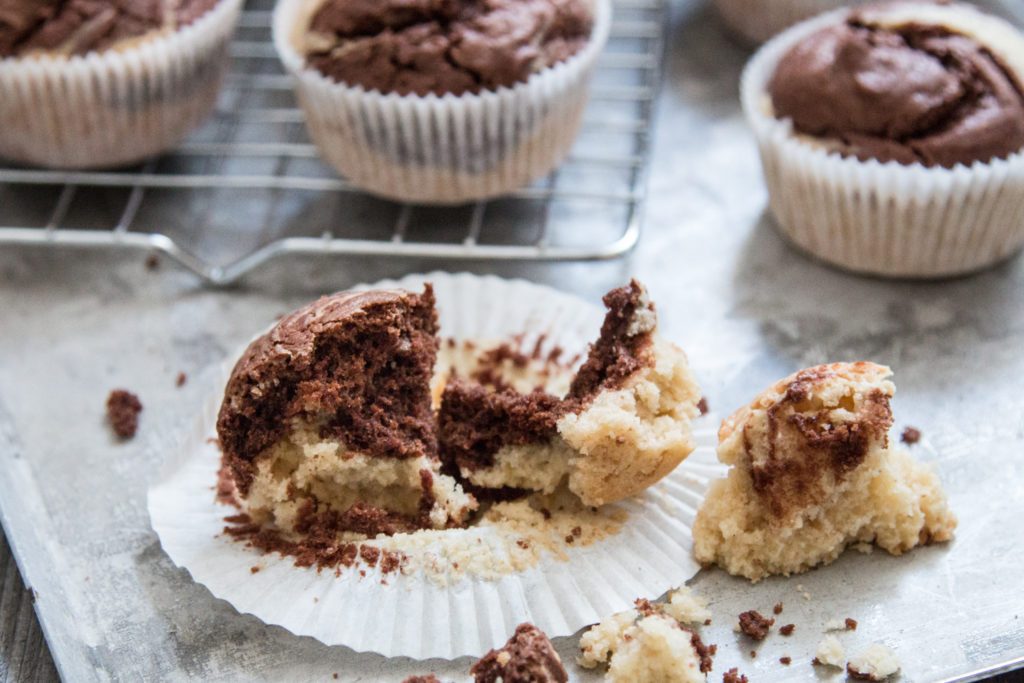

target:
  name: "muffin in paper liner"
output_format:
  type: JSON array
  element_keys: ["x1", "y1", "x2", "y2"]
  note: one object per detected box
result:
[
  {"x1": 272, "y1": 0, "x2": 612, "y2": 204},
  {"x1": 742, "y1": 3, "x2": 1024, "y2": 278},
  {"x1": 712, "y1": 0, "x2": 870, "y2": 46},
  {"x1": 147, "y1": 272, "x2": 722, "y2": 659},
  {"x1": 0, "y1": 0, "x2": 243, "y2": 169}
]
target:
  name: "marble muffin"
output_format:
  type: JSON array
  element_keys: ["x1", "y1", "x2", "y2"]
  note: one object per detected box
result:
[{"x1": 0, "y1": 0, "x2": 242, "y2": 168}]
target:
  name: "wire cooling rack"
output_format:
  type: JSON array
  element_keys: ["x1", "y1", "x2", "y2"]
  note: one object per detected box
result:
[{"x1": 0, "y1": 0, "x2": 665, "y2": 284}]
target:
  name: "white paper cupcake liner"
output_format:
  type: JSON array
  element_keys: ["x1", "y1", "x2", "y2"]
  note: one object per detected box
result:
[
  {"x1": 742, "y1": 5, "x2": 1024, "y2": 278},
  {"x1": 272, "y1": 0, "x2": 611, "y2": 204},
  {"x1": 712, "y1": 0, "x2": 866, "y2": 45},
  {"x1": 148, "y1": 272, "x2": 723, "y2": 659},
  {"x1": 0, "y1": 0, "x2": 242, "y2": 169}
]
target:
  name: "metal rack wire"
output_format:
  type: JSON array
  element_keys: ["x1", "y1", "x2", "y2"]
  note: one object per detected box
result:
[{"x1": 0, "y1": 0, "x2": 666, "y2": 285}]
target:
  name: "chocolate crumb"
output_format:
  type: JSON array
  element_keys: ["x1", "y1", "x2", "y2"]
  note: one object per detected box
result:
[
  {"x1": 250, "y1": 566, "x2": 260, "y2": 574},
  {"x1": 723, "y1": 668, "x2": 748, "y2": 683},
  {"x1": 750, "y1": 649, "x2": 757, "y2": 658},
  {"x1": 780, "y1": 624, "x2": 795, "y2": 636},
  {"x1": 635, "y1": 598, "x2": 656, "y2": 617},
  {"x1": 145, "y1": 253, "x2": 159, "y2": 270},
  {"x1": 901, "y1": 426, "x2": 922, "y2": 444},
  {"x1": 738, "y1": 610, "x2": 774, "y2": 640},
  {"x1": 688, "y1": 629, "x2": 715, "y2": 673},
  {"x1": 106, "y1": 389, "x2": 142, "y2": 439},
  {"x1": 564, "y1": 535, "x2": 575, "y2": 544},
  {"x1": 516, "y1": 539, "x2": 530, "y2": 550},
  {"x1": 402, "y1": 676, "x2": 441, "y2": 683},
  {"x1": 175, "y1": 372, "x2": 187, "y2": 387},
  {"x1": 773, "y1": 602, "x2": 783, "y2": 615},
  {"x1": 812, "y1": 657, "x2": 823, "y2": 666},
  {"x1": 704, "y1": 618, "x2": 712, "y2": 626},
  {"x1": 571, "y1": 526, "x2": 582, "y2": 538},
  {"x1": 780, "y1": 656, "x2": 792, "y2": 665},
  {"x1": 845, "y1": 618, "x2": 858, "y2": 630},
  {"x1": 541, "y1": 508, "x2": 552, "y2": 520},
  {"x1": 697, "y1": 397, "x2": 709, "y2": 415}
]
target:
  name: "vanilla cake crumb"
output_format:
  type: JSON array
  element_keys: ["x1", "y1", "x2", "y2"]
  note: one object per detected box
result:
[
  {"x1": 579, "y1": 587, "x2": 713, "y2": 682},
  {"x1": 815, "y1": 634, "x2": 845, "y2": 668},
  {"x1": 692, "y1": 362, "x2": 957, "y2": 581},
  {"x1": 848, "y1": 643, "x2": 901, "y2": 680}
]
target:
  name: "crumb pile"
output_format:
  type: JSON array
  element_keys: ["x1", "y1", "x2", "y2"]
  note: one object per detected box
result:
[
  {"x1": 578, "y1": 586, "x2": 714, "y2": 683},
  {"x1": 692, "y1": 362, "x2": 956, "y2": 581}
]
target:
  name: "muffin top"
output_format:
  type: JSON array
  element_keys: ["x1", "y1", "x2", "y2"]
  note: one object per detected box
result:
[
  {"x1": 0, "y1": 0, "x2": 220, "y2": 58},
  {"x1": 302, "y1": 0, "x2": 594, "y2": 96},
  {"x1": 767, "y1": 3, "x2": 1024, "y2": 168}
]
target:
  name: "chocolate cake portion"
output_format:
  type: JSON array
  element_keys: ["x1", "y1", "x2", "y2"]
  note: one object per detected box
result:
[
  {"x1": 567, "y1": 279, "x2": 656, "y2": 405},
  {"x1": 471, "y1": 623, "x2": 568, "y2": 683},
  {"x1": 0, "y1": 0, "x2": 220, "y2": 58},
  {"x1": 217, "y1": 286, "x2": 439, "y2": 496},
  {"x1": 438, "y1": 378, "x2": 563, "y2": 473},
  {"x1": 767, "y1": 14, "x2": 1024, "y2": 168},
  {"x1": 303, "y1": 0, "x2": 593, "y2": 96}
]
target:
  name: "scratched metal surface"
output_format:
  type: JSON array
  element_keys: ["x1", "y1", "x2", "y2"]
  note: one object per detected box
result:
[{"x1": 3, "y1": 0, "x2": 1024, "y2": 681}]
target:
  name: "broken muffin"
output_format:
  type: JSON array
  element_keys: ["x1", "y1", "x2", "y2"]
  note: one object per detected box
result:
[
  {"x1": 438, "y1": 280, "x2": 703, "y2": 507},
  {"x1": 692, "y1": 362, "x2": 956, "y2": 581}
]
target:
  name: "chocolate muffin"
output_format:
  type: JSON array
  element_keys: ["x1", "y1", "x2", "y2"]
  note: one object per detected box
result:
[
  {"x1": 767, "y1": 8, "x2": 1024, "y2": 168},
  {"x1": 0, "y1": 0, "x2": 242, "y2": 168},
  {"x1": 742, "y1": 1, "x2": 1024, "y2": 277},
  {"x1": 272, "y1": 0, "x2": 611, "y2": 203}
]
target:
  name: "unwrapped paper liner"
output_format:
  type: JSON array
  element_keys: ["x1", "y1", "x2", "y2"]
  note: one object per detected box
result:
[
  {"x1": 0, "y1": 0, "x2": 242, "y2": 168},
  {"x1": 742, "y1": 5, "x2": 1024, "y2": 277},
  {"x1": 272, "y1": 0, "x2": 611, "y2": 204},
  {"x1": 148, "y1": 272, "x2": 724, "y2": 660}
]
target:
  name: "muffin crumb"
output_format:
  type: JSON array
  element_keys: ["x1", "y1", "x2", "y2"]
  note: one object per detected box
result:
[{"x1": 106, "y1": 389, "x2": 142, "y2": 439}]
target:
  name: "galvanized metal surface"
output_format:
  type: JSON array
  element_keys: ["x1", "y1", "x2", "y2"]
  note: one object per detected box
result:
[{"x1": 2, "y1": 0, "x2": 1024, "y2": 681}]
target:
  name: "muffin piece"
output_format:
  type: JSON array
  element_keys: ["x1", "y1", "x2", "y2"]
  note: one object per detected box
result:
[
  {"x1": 692, "y1": 362, "x2": 956, "y2": 581},
  {"x1": 438, "y1": 280, "x2": 702, "y2": 507},
  {"x1": 578, "y1": 591, "x2": 714, "y2": 683},
  {"x1": 217, "y1": 286, "x2": 477, "y2": 539},
  {"x1": 272, "y1": 0, "x2": 611, "y2": 203},
  {"x1": 742, "y1": 1, "x2": 1024, "y2": 277},
  {"x1": 302, "y1": 0, "x2": 594, "y2": 96},
  {"x1": 471, "y1": 623, "x2": 568, "y2": 683},
  {"x1": 0, "y1": 0, "x2": 241, "y2": 168}
]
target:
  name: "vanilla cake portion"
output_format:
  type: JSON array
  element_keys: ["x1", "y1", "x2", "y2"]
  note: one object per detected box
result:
[
  {"x1": 578, "y1": 589, "x2": 714, "y2": 683},
  {"x1": 693, "y1": 362, "x2": 956, "y2": 581},
  {"x1": 217, "y1": 286, "x2": 477, "y2": 540},
  {"x1": 439, "y1": 281, "x2": 702, "y2": 507}
]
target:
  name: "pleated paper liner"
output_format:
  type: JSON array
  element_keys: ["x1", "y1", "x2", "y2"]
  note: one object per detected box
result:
[{"x1": 148, "y1": 272, "x2": 724, "y2": 659}]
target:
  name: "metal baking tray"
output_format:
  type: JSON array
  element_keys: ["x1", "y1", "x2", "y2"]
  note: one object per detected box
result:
[{"x1": 1, "y1": 0, "x2": 1024, "y2": 681}]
